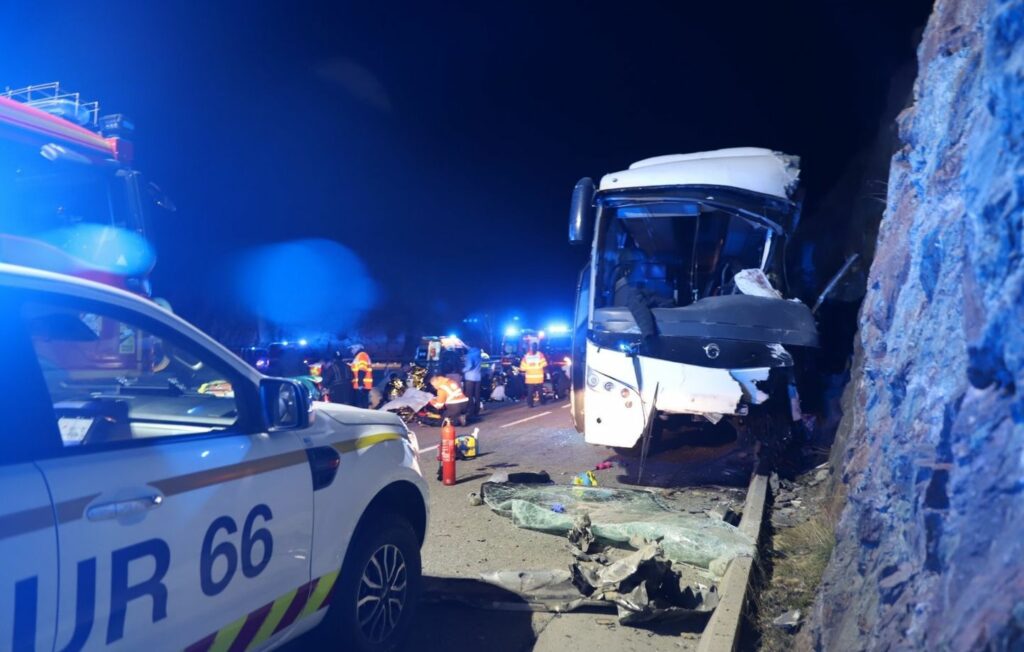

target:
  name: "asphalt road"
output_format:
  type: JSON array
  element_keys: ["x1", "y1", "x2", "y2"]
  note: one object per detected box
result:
[
  {"x1": 406, "y1": 397, "x2": 754, "y2": 652},
  {"x1": 293, "y1": 396, "x2": 755, "y2": 651}
]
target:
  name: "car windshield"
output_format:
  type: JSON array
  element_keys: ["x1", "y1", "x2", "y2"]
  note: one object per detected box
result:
[
  {"x1": 594, "y1": 195, "x2": 774, "y2": 310},
  {"x1": 0, "y1": 139, "x2": 145, "y2": 238}
]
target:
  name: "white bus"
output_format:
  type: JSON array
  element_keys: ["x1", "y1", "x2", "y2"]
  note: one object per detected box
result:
[{"x1": 567, "y1": 148, "x2": 819, "y2": 457}]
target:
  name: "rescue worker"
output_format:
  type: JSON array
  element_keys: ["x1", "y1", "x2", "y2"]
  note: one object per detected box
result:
[
  {"x1": 322, "y1": 350, "x2": 353, "y2": 405},
  {"x1": 349, "y1": 344, "x2": 373, "y2": 409},
  {"x1": 519, "y1": 341, "x2": 548, "y2": 408},
  {"x1": 426, "y1": 374, "x2": 470, "y2": 426},
  {"x1": 462, "y1": 346, "x2": 482, "y2": 419}
]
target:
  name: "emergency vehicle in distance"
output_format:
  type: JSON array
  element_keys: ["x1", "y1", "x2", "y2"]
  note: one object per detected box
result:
[
  {"x1": 500, "y1": 325, "x2": 572, "y2": 399},
  {"x1": 567, "y1": 148, "x2": 819, "y2": 454},
  {"x1": 0, "y1": 263, "x2": 428, "y2": 652},
  {"x1": 0, "y1": 82, "x2": 168, "y2": 294}
]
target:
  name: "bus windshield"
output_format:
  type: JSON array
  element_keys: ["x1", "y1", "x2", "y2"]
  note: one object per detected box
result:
[{"x1": 594, "y1": 194, "x2": 774, "y2": 310}]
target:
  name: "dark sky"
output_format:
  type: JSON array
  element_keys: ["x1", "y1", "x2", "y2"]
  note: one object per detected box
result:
[{"x1": 0, "y1": 0, "x2": 932, "y2": 337}]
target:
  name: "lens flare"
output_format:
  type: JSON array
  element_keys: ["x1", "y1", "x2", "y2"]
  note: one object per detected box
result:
[{"x1": 234, "y1": 239, "x2": 377, "y2": 332}]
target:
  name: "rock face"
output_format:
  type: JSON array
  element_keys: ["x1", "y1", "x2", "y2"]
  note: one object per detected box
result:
[{"x1": 810, "y1": 0, "x2": 1024, "y2": 649}]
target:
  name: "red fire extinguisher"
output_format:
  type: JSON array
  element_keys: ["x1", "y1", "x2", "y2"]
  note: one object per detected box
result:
[{"x1": 439, "y1": 418, "x2": 457, "y2": 485}]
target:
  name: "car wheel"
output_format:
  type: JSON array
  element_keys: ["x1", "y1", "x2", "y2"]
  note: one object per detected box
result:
[{"x1": 329, "y1": 515, "x2": 421, "y2": 652}]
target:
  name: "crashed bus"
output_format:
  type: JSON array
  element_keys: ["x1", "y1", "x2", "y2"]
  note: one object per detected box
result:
[{"x1": 567, "y1": 148, "x2": 818, "y2": 453}]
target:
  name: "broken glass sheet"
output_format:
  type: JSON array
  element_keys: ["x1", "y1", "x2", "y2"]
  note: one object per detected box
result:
[{"x1": 481, "y1": 483, "x2": 754, "y2": 573}]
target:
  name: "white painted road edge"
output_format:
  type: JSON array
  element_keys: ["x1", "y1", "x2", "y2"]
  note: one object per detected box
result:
[
  {"x1": 418, "y1": 444, "x2": 439, "y2": 456},
  {"x1": 500, "y1": 411, "x2": 553, "y2": 428}
]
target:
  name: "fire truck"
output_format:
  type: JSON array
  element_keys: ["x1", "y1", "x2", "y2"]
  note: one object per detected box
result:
[
  {"x1": 1, "y1": 82, "x2": 174, "y2": 376},
  {"x1": 0, "y1": 82, "x2": 169, "y2": 295}
]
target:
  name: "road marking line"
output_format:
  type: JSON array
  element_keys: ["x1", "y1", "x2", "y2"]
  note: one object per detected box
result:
[
  {"x1": 561, "y1": 403, "x2": 571, "y2": 409},
  {"x1": 501, "y1": 411, "x2": 552, "y2": 428},
  {"x1": 418, "y1": 444, "x2": 438, "y2": 456}
]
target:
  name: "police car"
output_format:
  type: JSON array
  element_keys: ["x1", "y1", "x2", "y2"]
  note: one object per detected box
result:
[{"x1": 0, "y1": 263, "x2": 429, "y2": 652}]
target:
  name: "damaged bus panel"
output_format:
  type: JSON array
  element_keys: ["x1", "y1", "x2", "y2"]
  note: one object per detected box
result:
[{"x1": 567, "y1": 148, "x2": 818, "y2": 450}]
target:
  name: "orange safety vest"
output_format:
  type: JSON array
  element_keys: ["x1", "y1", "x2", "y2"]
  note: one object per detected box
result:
[
  {"x1": 350, "y1": 351, "x2": 373, "y2": 390},
  {"x1": 430, "y1": 379, "x2": 469, "y2": 408},
  {"x1": 519, "y1": 352, "x2": 548, "y2": 385}
]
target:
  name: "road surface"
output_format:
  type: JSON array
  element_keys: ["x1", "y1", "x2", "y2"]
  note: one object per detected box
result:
[{"x1": 296, "y1": 396, "x2": 756, "y2": 651}]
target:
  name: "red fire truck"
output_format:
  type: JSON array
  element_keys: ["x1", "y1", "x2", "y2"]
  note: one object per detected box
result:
[
  {"x1": 1, "y1": 83, "x2": 177, "y2": 375},
  {"x1": 0, "y1": 82, "x2": 168, "y2": 295}
]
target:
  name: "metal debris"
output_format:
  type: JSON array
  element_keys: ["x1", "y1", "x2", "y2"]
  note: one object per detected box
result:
[{"x1": 772, "y1": 608, "x2": 802, "y2": 632}]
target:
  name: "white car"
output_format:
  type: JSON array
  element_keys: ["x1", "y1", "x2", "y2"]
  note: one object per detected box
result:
[{"x1": 0, "y1": 263, "x2": 429, "y2": 652}]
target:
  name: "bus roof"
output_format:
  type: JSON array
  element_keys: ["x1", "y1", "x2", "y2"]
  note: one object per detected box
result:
[
  {"x1": 0, "y1": 95, "x2": 114, "y2": 157},
  {"x1": 599, "y1": 147, "x2": 800, "y2": 199}
]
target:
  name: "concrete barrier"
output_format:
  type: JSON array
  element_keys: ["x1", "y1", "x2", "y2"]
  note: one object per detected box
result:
[{"x1": 696, "y1": 473, "x2": 769, "y2": 652}]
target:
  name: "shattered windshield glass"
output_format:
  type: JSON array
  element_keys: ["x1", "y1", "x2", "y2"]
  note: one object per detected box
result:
[{"x1": 594, "y1": 195, "x2": 773, "y2": 312}]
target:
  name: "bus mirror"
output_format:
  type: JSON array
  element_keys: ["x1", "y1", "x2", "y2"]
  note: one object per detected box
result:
[{"x1": 568, "y1": 177, "x2": 595, "y2": 245}]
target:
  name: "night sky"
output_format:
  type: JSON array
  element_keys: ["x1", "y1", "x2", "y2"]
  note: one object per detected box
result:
[{"x1": 0, "y1": 0, "x2": 932, "y2": 340}]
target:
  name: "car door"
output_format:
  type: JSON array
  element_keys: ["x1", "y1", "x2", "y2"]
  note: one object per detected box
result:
[
  {"x1": 0, "y1": 295, "x2": 60, "y2": 652},
  {"x1": 18, "y1": 289, "x2": 315, "y2": 651}
]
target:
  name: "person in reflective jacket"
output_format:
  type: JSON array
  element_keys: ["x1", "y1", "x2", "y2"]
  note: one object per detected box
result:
[
  {"x1": 349, "y1": 344, "x2": 373, "y2": 408},
  {"x1": 426, "y1": 375, "x2": 470, "y2": 426},
  {"x1": 519, "y1": 342, "x2": 547, "y2": 408}
]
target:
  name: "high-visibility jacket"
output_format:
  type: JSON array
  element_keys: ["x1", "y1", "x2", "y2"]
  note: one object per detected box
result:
[
  {"x1": 350, "y1": 351, "x2": 373, "y2": 390},
  {"x1": 519, "y1": 352, "x2": 548, "y2": 385},
  {"x1": 430, "y1": 378, "x2": 469, "y2": 409}
]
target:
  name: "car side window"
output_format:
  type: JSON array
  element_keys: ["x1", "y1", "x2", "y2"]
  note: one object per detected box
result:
[{"x1": 22, "y1": 296, "x2": 242, "y2": 447}]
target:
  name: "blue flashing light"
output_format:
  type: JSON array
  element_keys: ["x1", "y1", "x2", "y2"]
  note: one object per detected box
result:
[
  {"x1": 281, "y1": 340, "x2": 289, "y2": 346},
  {"x1": 448, "y1": 333, "x2": 457, "y2": 339},
  {"x1": 298, "y1": 339, "x2": 308, "y2": 346},
  {"x1": 547, "y1": 323, "x2": 570, "y2": 334},
  {"x1": 504, "y1": 326, "x2": 520, "y2": 337}
]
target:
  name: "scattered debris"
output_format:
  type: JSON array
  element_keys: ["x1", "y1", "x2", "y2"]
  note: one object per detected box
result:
[
  {"x1": 571, "y1": 542, "x2": 720, "y2": 625},
  {"x1": 573, "y1": 470, "x2": 599, "y2": 486},
  {"x1": 468, "y1": 492, "x2": 484, "y2": 506},
  {"x1": 480, "y1": 483, "x2": 754, "y2": 573},
  {"x1": 734, "y1": 268, "x2": 783, "y2": 299},
  {"x1": 485, "y1": 470, "x2": 552, "y2": 484},
  {"x1": 772, "y1": 608, "x2": 802, "y2": 632},
  {"x1": 595, "y1": 461, "x2": 614, "y2": 470},
  {"x1": 707, "y1": 507, "x2": 741, "y2": 526},
  {"x1": 568, "y1": 513, "x2": 601, "y2": 558},
  {"x1": 479, "y1": 541, "x2": 719, "y2": 626}
]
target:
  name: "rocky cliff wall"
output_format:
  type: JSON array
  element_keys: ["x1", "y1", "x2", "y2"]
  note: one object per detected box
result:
[{"x1": 810, "y1": 0, "x2": 1024, "y2": 649}]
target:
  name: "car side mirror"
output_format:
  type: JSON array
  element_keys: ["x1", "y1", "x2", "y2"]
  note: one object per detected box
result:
[
  {"x1": 261, "y1": 378, "x2": 311, "y2": 431},
  {"x1": 568, "y1": 177, "x2": 595, "y2": 245}
]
